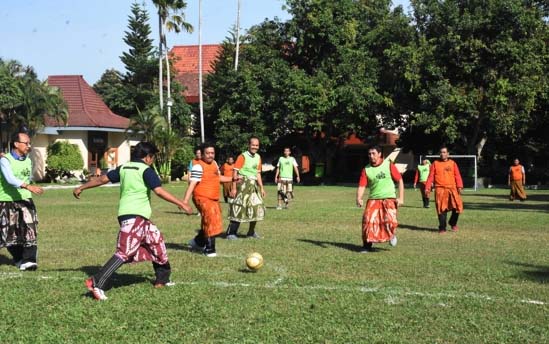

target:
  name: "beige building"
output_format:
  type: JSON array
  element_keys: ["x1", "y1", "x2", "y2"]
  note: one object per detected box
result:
[{"x1": 31, "y1": 75, "x2": 139, "y2": 180}]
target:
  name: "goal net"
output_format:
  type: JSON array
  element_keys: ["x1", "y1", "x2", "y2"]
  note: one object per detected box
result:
[{"x1": 419, "y1": 155, "x2": 478, "y2": 191}]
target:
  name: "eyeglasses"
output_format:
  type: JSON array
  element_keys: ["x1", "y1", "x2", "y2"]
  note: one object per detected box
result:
[{"x1": 17, "y1": 141, "x2": 31, "y2": 146}]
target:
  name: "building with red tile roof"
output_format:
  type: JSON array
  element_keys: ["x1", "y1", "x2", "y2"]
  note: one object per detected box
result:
[
  {"x1": 170, "y1": 44, "x2": 222, "y2": 103},
  {"x1": 31, "y1": 75, "x2": 139, "y2": 180}
]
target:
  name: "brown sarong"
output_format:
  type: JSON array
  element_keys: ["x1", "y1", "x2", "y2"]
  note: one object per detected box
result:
[
  {"x1": 434, "y1": 187, "x2": 463, "y2": 215},
  {"x1": 193, "y1": 196, "x2": 223, "y2": 238},
  {"x1": 510, "y1": 180, "x2": 527, "y2": 201},
  {"x1": 362, "y1": 199, "x2": 398, "y2": 243}
]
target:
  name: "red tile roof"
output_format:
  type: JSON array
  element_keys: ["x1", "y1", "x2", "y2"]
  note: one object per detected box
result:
[
  {"x1": 170, "y1": 44, "x2": 222, "y2": 103},
  {"x1": 46, "y1": 75, "x2": 129, "y2": 129}
]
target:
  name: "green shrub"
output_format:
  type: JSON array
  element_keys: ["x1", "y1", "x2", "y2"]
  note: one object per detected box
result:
[
  {"x1": 171, "y1": 141, "x2": 195, "y2": 180},
  {"x1": 45, "y1": 141, "x2": 84, "y2": 182}
]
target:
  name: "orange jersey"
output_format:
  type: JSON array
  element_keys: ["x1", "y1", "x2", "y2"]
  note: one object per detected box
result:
[
  {"x1": 221, "y1": 163, "x2": 234, "y2": 177},
  {"x1": 509, "y1": 165, "x2": 524, "y2": 181},
  {"x1": 192, "y1": 160, "x2": 221, "y2": 200},
  {"x1": 426, "y1": 159, "x2": 463, "y2": 188}
]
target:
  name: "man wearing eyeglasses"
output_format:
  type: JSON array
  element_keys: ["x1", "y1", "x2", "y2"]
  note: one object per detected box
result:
[{"x1": 0, "y1": 132, "x2": 44, "y2": 271}]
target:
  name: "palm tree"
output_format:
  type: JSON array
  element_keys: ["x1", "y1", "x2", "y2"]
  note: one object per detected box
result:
[
  {"x1": 126, "y1": 106, "x2": 165, "y2": 142},
  {"x1": 152, "y1": 0, "x2": 193, "y2": 130}
]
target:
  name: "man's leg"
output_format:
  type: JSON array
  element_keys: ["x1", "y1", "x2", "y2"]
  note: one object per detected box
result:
[
  {"x1": 203, "y1": 237, "x2": 216, "y2": 257},
  {"x1": 247, "y1": 221, "x2": 259, "y2": 238},
  {"x1": 153, "y1": 261, "x2": 171, "y2": 286},
  {"x1": 449, "y1": 210, "x2": 459, "y2": 230},
  {"x1": 226, "y1": 221, "x2": 240, "y2": 238},
  {"x1": 438, "y1": 212, "x2": 448, "y2": 232},
  {"x1": 92, "y1": 254, "x2": 126, "y2": 289},
  {"x1": 7, "y1": 245, "x2": 23, "y2": 264}
]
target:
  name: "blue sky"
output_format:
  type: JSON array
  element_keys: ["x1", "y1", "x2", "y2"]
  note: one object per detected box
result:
[{"x1": 0, "y1": 0, "x2": 410, "y2": 84}]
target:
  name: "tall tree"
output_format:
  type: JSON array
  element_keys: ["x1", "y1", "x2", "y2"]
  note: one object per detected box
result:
[
  {"x1": 400, "y1": 0, "x2": 548, "y2": 158},
  {"x1": 152, "y1": 0, "x2": 193, "y2": 125}
]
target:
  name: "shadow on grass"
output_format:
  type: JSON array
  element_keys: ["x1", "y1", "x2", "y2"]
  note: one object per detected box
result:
[
  {"x1": 297, "y1": 239, "x2": 388, "y2": 252},
  {"x1": 165, "y1": 242, "x2": 194, "y2": 252},
  {"x1": 465, "y1": 201, "x2": 548, "y2": 212},
  {"x1": 398, "y1": 223, "x2": 439, "y2": 232},
  {"x1": 473, "y1": 193, "x2": 549, "y2": 202},
  {"x1": 0, "y1": 254, "x2": 14, "y2": 266},
  {"x1": 506, "y1": 261, "x2": 549, "y2": 283}
]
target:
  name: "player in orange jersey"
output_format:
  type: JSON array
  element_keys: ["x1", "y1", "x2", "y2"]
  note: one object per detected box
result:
[
  {"x1": 425, "y1": 147, "x2": 464, "y2": 233},
  {"x1": 221, "y1": 156, "x2": 235, "y2": 203},
  {"x1": 508, "y1": 158, "x2": 527, "y2": 201},
  {"x1": 183, "y1": 143, "x2": 234, "y2": 257}
]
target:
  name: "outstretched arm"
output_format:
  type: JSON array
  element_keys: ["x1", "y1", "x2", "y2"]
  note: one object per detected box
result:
[
  {"x1": 153, "y1": 186, "x2": 192, "y2": 214},
  {"x1": 73, "y1": 175, "x2": 110, "y2": 199}
]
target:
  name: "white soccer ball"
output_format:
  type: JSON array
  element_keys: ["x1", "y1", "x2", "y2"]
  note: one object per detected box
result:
[{"x1": 245, "y1": 252, "x2": 264, "y2": 271}]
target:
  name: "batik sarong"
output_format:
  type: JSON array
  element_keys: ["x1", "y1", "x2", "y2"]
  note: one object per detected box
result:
[
  {"x1": 194, "y1": 196, "x2": 223, "y2": 237},
  {"x1": 362, "y1": 199, "x2": 398, "y2": 243},
  {"x1": 115, "y1": 216, "x2": 168, "y2": 265},
  {"x1": 0, "y1": 200, "x2": 38, "y2": 248},
  {"x1": 228, "y1": 177, "x2": 265, "y2": 222},
  {"x1": 434, "y1": 187, "x2": 464, "y2": 215},
  {"x1": 510, "y1": 180, "x2": 527, "y2": 201}
]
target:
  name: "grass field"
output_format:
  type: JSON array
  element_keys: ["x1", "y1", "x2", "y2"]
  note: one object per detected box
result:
[{"x1": 0, "y1": 184, "x2": 548, "y2": 343}]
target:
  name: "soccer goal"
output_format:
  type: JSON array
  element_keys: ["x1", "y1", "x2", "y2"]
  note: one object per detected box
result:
[{"x1": 419, "y1": 155, "x2": 478, "y2": 191}]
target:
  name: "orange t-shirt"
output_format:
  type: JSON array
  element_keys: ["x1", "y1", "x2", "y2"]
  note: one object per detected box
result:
[
  {"x1": 192, "y1": 160, "x2": 221, "y2": 200},
  {"x1": 426, "y1": 159, "x2": 463, "y2": 188},
  {"x1": 221, "y1": 163, "x2": 234, "y2": 177},
  {"x1": 509, "y1": 165, "x2": 524, "y2": 181}
]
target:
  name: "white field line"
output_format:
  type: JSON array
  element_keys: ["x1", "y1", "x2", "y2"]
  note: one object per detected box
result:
[{"x1": 1, "y1": 272, "x2": 546, "y2": 306}]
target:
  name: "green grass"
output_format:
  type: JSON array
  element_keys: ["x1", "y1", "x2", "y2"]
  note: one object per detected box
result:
[{"x1": 1, "y1": 185, "x2": 548, "y2": 343}]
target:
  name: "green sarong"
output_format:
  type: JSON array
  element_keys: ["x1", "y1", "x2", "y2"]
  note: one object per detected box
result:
[{"x1": 228, "y1": 177, "x2": 265, "y2": 222}]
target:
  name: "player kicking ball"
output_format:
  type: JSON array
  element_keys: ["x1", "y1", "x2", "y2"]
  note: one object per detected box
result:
[
  {"x1": 73, "y1": 142, "x2": 192, "y2": 301},
  {"x1": 356, "y1": 145, "x2": 404, "y2": 252}
]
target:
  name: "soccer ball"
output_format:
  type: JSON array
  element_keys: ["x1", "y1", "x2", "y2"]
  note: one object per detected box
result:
[{"x1": 245, "y1": 252, "x2": 264, "y2": 271}]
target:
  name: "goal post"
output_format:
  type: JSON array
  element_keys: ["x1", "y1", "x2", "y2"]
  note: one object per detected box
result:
[{"x1": 418, "y1": 155, "x2": 478, "y2": 191}]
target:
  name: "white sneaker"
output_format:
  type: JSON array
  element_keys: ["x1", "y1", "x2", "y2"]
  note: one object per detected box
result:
[
  {"x1": 389, "y1": 236, "x2": 398, "y2": 247},
  {"x1": 85, "y1": 278, "x2": 108, "y2": 301},
  {"x1": 204, "y1": 252, "x2": 217, "y2": 257},
  {"x1": 19, "y1": 262, "x2": 37, "y2": 271},
  {"x1": 276, "y1": 206, "x2": 283, "y2": 210},
  {"x1": 188, "y1": 239, "x2": 205, "y2": 251}
]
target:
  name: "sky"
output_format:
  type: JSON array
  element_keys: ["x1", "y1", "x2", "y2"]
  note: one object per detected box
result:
[{"x1": 0, "y1": 0, "x2": 410, "y2": 85}]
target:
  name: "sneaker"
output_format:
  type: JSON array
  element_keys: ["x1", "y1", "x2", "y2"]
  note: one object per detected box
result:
[
  {"x1": 361, "y1": 243, "x2": 373, "y2": 253},
  {"x1": 451, "y1": 225, "x2": 458, "y2": 232},
  {"x1": 438, "y1": 229, "x2": 447, "y2": 234},
  {"x1": 14, "y1": 260, "x2": 22, "y2": 269},
  {"x1": 389, "y1": 236, "x2": 398, "y2": 247},
  {"x1": 19, "y1": 262, "x2": 37, "y2": 271},
  {"x1": 276, "y1": 206, "x2": 283, "y2": 210},
  {"x1": 154, "y1": 281, "x2": 176, "y2": 288},
  {"x1": 188, "y1": 239, "x2": 205, "y2": 251},
  {"x1": 204, "y1": 251, "x2": 217, "y2": 257},
  {"x1": 246, "y1": 232, "x2": 261, "y2": 239},
  {"x1": 85, "y1": 277, "x2": 107, "y2": 301},
  {"x1": 226, "y1": 234, "x2": 238, "y2": 240}
]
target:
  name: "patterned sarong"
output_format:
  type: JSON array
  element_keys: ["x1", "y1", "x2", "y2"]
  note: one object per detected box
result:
[
  {"x1": 194, "y1": 196, "x2": 223, "y2": 237},
  {"x1": 510, "y1": 180, "x2": 527, "y2": 201},
  {"x1": 362, "y1": 199, "x2": 398, "y2": 243},
  {"x1": 434, "y1": 187, "x2": 464, "y2": 215},
  {"x1": 115, "y1": 216, "x2": 168, "y2": 265},
  {"x1": 0, "y1": 200, "x2": 38, "y2": 248},
  {"x1": 228, "y1": 177, "x2": 265, "y2": 222}
]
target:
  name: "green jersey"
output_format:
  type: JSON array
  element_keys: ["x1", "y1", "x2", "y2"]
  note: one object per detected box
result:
[
  {"x1": 365, "y1": 159, "x2": 396, "y2": 199},
  {"x1": 417, "y1": 164, "x2": 430, "y2": 183},
  {"x1": 0, "y1": 153, "x2": 32, "y2": 201},
  {"x1": 277, "y1": 156, "x2": 297, "y2": 180},
  {"x1": 237, "y1": 151, "x2": 261, "y2": 179},
  {"x1": 118, "y1": 161, "x2": 152, "y2": 219}
]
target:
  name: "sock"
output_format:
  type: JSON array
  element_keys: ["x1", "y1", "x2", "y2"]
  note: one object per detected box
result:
[
  {"x1": 226, "y1": 221, "x2": 240, "y2": 236},
  {"x1": 247, "y1": 222, "x2": 257, "y2": 236},
  {"x1": 93, "y1": 255, "x2": 125, "y2": 289},
  {"x1": 153, "y1": 261, "x2": 171, "y2": 285},
  {"x1": 449, "y1": 211, "x2": 459, "y2": 227},
  {"x1": 438, "y1": 213, "x2": 448, "y2": 230}
]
